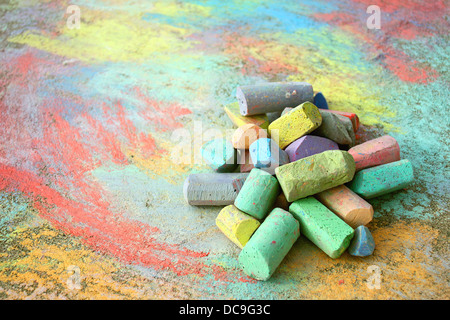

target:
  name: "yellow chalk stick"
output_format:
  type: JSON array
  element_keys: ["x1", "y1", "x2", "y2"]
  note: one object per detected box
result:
[
  {"x1": 268, "y1": 102, "x2": 322, "y2": 149},
  {"x1": 216, "y1": 205, "x2": 261, "y2": 248},
  {"x1": 224, "y1": 102, "x2": 269, "y2": 130}
]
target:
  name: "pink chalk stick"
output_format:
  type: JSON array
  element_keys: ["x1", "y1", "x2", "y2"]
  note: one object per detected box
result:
[{"x1": 348, "y1": 135, "x2": 400, "y2": 171}]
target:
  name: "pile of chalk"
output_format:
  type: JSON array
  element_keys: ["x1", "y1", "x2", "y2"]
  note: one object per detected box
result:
[{"x1": 183, "y1": 82, "x2": 414, "y2": 281}]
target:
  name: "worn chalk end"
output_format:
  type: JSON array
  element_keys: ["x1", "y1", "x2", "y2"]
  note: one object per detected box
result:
[
  {"x1": 348, "y1": 226, "x2": 375, "y2": 257},
  {"x1": 313, "y1": 92, "x2": 329, "y2": 109},
  {"x1": 183, "y1": 175, "x2": 190, "y2": 204},
  {"x1": 236, "y1": 86, "x2": 249, "y2": 116}
]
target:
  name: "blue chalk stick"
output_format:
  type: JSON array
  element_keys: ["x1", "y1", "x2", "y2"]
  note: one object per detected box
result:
[
  {"x1": 348, "y1": 226, "x2": 375, "y2": 257},
  {"x1": 313, "y1": 92, "x2": 329, "y2": 109},
  {"x1": 249, "y1": 138, "x2": 289, "y2": 173}
]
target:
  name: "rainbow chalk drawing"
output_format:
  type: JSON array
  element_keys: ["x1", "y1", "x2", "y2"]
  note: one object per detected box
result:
[{"x1": 0, "y1": 0, "x2": 448, "y2": 299}]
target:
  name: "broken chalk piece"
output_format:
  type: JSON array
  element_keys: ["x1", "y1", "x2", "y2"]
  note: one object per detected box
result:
[
  {"x1": 224, "y1": 102, "x2": 269, "y2": 129},
  {"x1": 334, "y1": 113, "x2": 356, "y2": 147},
  {"x1": 313, "y1": 92, "x2": 329, "y2": 109},
  {"x1": 268, "y1": 102, "x2": 322, "y2": 149},
  {"x1": 315, "y1": 185, "x2": 373, "y2": 228},
  {"x1": 322, "y1": 109, "x2": 360, "y2": 132},
  {"x1": 348, "y1": 226, "x2": 375, "y2": 257},
  {"x1": 275, "y1": 150, "x2": 356, "y2": 202},
  {"x1": 238, "y1": 208, "x2": 300, "y2": 280},
  {"x1": 234, "y1": 168, "x2": 280, "y2": 220},
  {"x1": 313, "y1": 110, "x2": 354, "y2": 146},
  {"x1": 285, "y1": 135, "x2": 338, "y2": 162},
  {"x1": 236, "y1": 82, "x2": 314, "y2": 116},
  {"x1": 348, "y1": 135, "x2": 401, "y2": 171},
  {"x1": 201, "y1": 138, "x2": 238, "y2": 172},
  {"x1": 231, "y1": 123, "x2": 268, "y2": 150},
  {"x1": 183, "y1": 172, "x2": 249, "y2": 206},
  {"x1": 249, "y1": 138, "x2": 289, "y2": 175},
  {"x1": 216, "y1": 205, "x2": 261, "y2": 249},
  {"x1": 289, "y1": 197, "x2": 354, "y2": 259},
  {"x1": 348, "y1": 159, "x2": 414, "y2": 199}
]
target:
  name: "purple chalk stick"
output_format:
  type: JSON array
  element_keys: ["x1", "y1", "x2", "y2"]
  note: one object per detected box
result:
[{"x1": 285, "y1": 135, "x2": 339, "y2": 162}]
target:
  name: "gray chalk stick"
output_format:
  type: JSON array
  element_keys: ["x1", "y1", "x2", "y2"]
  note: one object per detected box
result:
[
  {"x1": 236, "y1": 82, "x2": 314, "y2": 116},
  {"x1": 183, "y1": 172, "x2": 249, "y2": 206},
  {"x1": 312, "y1": 110, "x2": 354, "y2": 146}
]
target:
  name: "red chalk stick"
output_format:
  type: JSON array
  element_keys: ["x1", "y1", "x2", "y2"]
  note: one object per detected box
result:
[{"x1": 348, "y1": 135, "x2": 400, "y2": 171}]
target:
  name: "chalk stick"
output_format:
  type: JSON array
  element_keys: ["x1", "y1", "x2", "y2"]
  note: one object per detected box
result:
[
  {"x1": 348, "y1": 135, "x2": 400, "y2": 171},
  {"x1": 322, "y1": 109, "x2": 359, "y2": 132},
  {"x1": 285, "y1": 135, "x2": 338, "y2": 162},
  {"x1": 348, "y1": 159, "x2": 414, "y2": 199},
  {"x1": 183, "y1": 172, "x2": 249, "y2": 206},
  {"x1": 234, "y1": 168, "x2": 280, "y2": 219},
  {"x1": 201, "y1": 138, "x2": 238, "y2": 172},
  {"x1": 313, "y1": 92, "x2": 329, "y2": 109},
  {"x1": 224, "y1": 102, "x2": 269, "y2": 129},
  {"x1": 216, "y1": 205, "x2": 261, "y2": 249},
  {"x1": 334, "y1": 113, "x2": 356, "y2": 146},
  {"x1": 275, "y1": 150, "x2": 356, "y2": 202},
  {"x1": 315, "y1": 185, "x2": 373, "y2": 228},
  {"x1": 313, "y1": 110, "x2": 354, "y2": 146},
  {"x1": 236, "y1": 82, "x2": 314, "y2": 116},
  {"x1": 268, "y1": 102, "x2": 322, "y2": 149},
  {"x1": 231, "y1": 124, "x2": 268, "y2": 150},
  {"x1": 249, "y1": 138, "x2": 289, "y2": 175},
  {"x1": 348, "y1": 226, "x2": 375, "y2": 257},
  {"x1": 238, "y1": 208, "x2": 300, "y2": 280},
  {"x1": 289, "y1": 197, "x2": 354, "y2": 259}
]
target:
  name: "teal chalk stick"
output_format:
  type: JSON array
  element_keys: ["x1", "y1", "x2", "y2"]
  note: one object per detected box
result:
[
  {"x1": 289, "y1": 197, "x2": 354, "y2": 259},
  {"x1": 348, "y1": 159, "x2": 414, "y2": 199},
  {"x1": 234, "y1": 168, "x2": 280, "y2": 219},
  {"x1": 239, "y1": 208, "x2": 300, "y2": 280}
]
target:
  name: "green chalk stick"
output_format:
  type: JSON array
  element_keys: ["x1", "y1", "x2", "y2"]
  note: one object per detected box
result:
[
  {"x1": 289, "y1": 197, "x2": 354, "y2": 259},
  {"x1": 234, "y1": 168, "x2": 280, "y2": 219},
  {"x1": 239, "y1": 208, "x2": 300, "y2": 280},
  {"x1": 275, "y1": 150, "x2": 356, "y2": 202},
  {"x1": 348, "y1": 159, "x2": 414, "y2": 199}
]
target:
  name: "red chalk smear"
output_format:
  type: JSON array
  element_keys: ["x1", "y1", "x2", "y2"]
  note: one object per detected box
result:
[
  {"x1": 351, "y1": 0, "x2": 447, "y2": 16},
  {"x1": 314, "y1": 10, "x2": 440, "y2": 84},
  {"x1": 0, "y1": 163, "x2": 212, "y2": 277},
  {"x1": 5, "y1": 50, "x2": 55, "y2": 87},
  {"x1": 223, "y1": 34, "x2": 299, "y2": 76},
  {"x1": 135, "y1": 87, "x2": 192, "y2": 132}
]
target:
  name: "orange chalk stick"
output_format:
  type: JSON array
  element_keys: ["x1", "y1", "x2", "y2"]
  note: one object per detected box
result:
[{"x1": 315, "y1": 185, "x2": 373, "y2": 228}]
